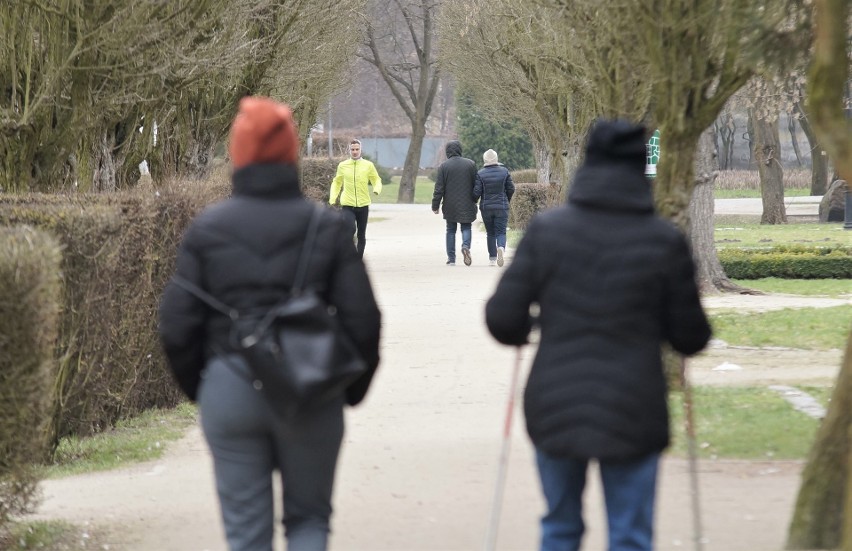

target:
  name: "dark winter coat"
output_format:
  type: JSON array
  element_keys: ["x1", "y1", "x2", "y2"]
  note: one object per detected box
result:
[
  {"x1": 474, "y1": 164, "x2": 515, "y2": 211},
  {"x1": 158, "y1": 163, "x2": 382, "y2": 406},
  {"x1": 485, "y1": 124, "x2": 711, "y2": 460},
  {"x1": 431, "y1": 141, "x2": 478, "y2": 223}
]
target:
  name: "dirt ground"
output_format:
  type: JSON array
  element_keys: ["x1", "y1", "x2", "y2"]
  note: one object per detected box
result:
[{"x1": 25, "y1": 203, "x2": 850, "y2": 551}]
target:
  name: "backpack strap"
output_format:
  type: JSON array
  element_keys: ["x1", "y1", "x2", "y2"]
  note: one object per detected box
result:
[{"x1": 170, "y1": 203, "x2": 323, "y2": 315}]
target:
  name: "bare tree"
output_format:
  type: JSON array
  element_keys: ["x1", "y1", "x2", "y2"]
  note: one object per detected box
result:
[
  {"x1": 786, "y1": 0, "x2": 852, "y2": 546},
  {"x1": 360, "y1": 0, "x2": 441, "y2": 203}
]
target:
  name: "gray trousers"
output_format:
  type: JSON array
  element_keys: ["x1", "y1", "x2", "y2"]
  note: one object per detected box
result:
[{"x1": 199, "y1": 355, "x2": 344, "y2": 551}]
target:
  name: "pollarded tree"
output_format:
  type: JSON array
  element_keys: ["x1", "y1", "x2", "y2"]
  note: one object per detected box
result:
[
  {"x1": 540, "y1": 0, "x2": 810, "y2": 292},
  {"x1": 360, "y1": 0, "x2": 442, "y2": 203},
  {"x1": 786, "y1": 0, "x2": 852, "y2": 547}
]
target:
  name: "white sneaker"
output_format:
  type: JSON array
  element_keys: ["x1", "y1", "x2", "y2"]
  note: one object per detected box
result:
[
  {"x1": 489, "y1": 259, "x2": 497, "y2": 266},
  {"x1": 497, "y1": 247, "x2": 505, "y2": 267}
]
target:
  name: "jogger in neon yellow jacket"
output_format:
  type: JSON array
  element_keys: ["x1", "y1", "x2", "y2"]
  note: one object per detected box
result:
[{"x1": 329, "y1": 139, "x2": 382, "y2": 257}]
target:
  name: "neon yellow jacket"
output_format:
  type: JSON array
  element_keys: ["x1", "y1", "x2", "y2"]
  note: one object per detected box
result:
[{"x1": 329, "y1": 158, "x2": 382, "y2": 207}]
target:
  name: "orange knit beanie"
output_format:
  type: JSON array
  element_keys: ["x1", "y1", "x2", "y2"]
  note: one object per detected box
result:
[{"x1": 229, "y1": 96, "x2": 299, "y2": 169}]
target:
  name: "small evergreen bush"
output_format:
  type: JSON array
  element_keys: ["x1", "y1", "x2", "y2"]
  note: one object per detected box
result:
[
  {"x1": 509, "y1": 183, "x2": 564, "y2": 230},
  {"x1": 719, "y1": 245, "x2": 852, "y2": 279}
]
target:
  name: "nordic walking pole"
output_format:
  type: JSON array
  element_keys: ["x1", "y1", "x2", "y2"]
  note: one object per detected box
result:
[
  {"x1": 484, "y1": 346, "x2": 523, "y2": 551},
  {"x1": 681, "y1": 356, "x2": 705, "y2": 551}
]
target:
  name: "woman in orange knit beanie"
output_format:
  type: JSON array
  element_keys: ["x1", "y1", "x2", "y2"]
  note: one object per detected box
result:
[{"x1": 160, "y1": 97, "x2": 382, "y2": 551}]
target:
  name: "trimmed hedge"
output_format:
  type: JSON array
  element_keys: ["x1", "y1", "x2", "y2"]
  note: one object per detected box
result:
[
  {"x1": 0, "y1": 226, "x2": 62, "y2": 528},
  {"x1": 301, "y1": 157, "x2": 345, "y2": 204},
  {"x1": 719, "y1": 246, "x2": 852, "y2": 279},
  {"x1": 0, "y1": 185, "x2": 222, "y2": 446},
  {"x1": 509, "y1": 183, "x2": 564, "y2": 230}
]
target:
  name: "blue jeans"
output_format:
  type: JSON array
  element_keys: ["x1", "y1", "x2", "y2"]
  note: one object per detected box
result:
[
  {"x1": 445, "y1": 220, "x2": 471, "y2": 262},
  {"x1": 481, "y1": 210, "x2": 508, "y2": 260},
  {"x1": 536, "y1": 450, "x2": 659, "y2": 551}
]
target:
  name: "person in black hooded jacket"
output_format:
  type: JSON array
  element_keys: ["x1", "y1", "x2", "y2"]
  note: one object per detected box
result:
[
  {"x1": 432, "y1": 140, "x2": 478, "y2": 266},
  {"x1": 159, "y1": 97, "x2": 381, "y2": 551},
  {"x1": 485, "y1": 120, "x2": 711, "y2": 551}
]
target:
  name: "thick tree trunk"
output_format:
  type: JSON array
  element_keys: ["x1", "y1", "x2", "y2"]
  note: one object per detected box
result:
[
  {"x1": 787, "y1": 330, "x2": 852, "y2": 549},
  {"x1": 0, "y1": 128, "x2": 37, "y2": 193},
  {"x1": 398, "y1": 119, "x2": 426, "y2": 203},
  {"x1": 654, "y1": 129, "x2": 700, "y2": 232},
  {"x1": 689, "y1": 128, "x2": 751, "y2": 293},
  {"x1": 796, "y1": 104, "x2": 830, "y2": 195},
  {"x1": 715, "y1": 111, "x2": 736, "y2": 170},
  {"x1": 750, "y1": 109, "x2": 787, "y2": 224}
]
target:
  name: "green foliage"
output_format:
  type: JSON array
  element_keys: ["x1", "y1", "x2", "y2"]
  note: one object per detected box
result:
[
  {"x1": 0, "y1": 520, "x2": 93, "y2": 551},
  {"x1": 456, "y1": 92, "x2": 535, "y2": 170},
  {"x1": 718, "y1": 246, "x2": 852, "y2": 279},
  {"x1": 0, "y1": 226, "x2": 62, "y2": 529},
  {"x1": 669, "y1": 386, "x2": 827, "y2": 459},
  {"x1": 509, "y1": 183, "x2": 564, "y2": 230},
  {"x1": 709, "y1": 306, "x2": 851, "y2": 350}
]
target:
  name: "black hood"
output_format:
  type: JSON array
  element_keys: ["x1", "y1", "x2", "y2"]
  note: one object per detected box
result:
[
  {"x1": 567, "y1": 120, "x2": 654, "y2": 213},
  {"x1": 445, "y1": 140, "x2": 462, "y2": 158}
]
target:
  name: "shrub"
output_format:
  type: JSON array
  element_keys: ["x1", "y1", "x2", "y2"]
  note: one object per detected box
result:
[
  {"x1": 0, "y1": 227, "x2": 62, "y2": 529},
  {"x1": 719, "y1": 246, "x2": 852, "y2": 279},
  {"x1": 0, "y1": 185, "x2": 222, "y2": 446},
  {"x1": 510, "y1": 169, "x2": 539, "y2": 184},
  {"x1": 301, "y1": 157, "x2": 344, "y2": 203},
  {"x1": 509, "y1": 183, "x2": 564, "y2": 230}
]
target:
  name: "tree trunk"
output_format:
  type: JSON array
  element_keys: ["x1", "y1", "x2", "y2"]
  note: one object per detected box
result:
[
  {"x1": 654, "y1": 129, "x2": 701, "y2": 233},
  {"x1": 689, "y1": 128, "x2": 751, "y2": 293},
  {"x1": 398, "y1": 120, "x2": 426, "y2": 203},
  {"x1": 715, "y1": 111, "x2": 736, "y2": 170},
  {"x1": 788, "y1": 115, "x2": 805, "y2": 167},
  {"x1": 796, "y1": 104, "x2": 830, "y2": 195},
  {"x1": 787, "y1": 330, "x2": 852, "y2": 549},
  {"x1": 751, "y1": 109, "x2": 787, "y2": 224}
]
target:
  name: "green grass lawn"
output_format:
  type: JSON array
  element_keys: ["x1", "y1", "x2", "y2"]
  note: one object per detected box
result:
[
  {"x1": 732, "y1": 278, "x2": 851, "y2": 297},
  {"x1": 669, "y1": 385, "x2": 831, "y2": 459},
  {"x1": 715, "y1": 222, "x2": 851, "y2": 248},
  {"x1": 709, "y1": 305, "x2": 851, "y2": 350},
  {"x1": 371, "y1": 176, "x2": 435, "y2": 204}
]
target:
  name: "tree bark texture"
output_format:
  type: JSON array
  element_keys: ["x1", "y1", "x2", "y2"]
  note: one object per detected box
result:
[
  {"x1": 750, "y1": 109, "x2": 787, "y2": 224},
  {"x1": 689, "y1": 128, "x2": 749, "y2": 293},
  {"x1": 788, "y1": 116, "x2": 805, "y2": 167},
  {"x1": 786, "y1": 0, "x2": 852, "y2": 547},
  {"x1": 398, "y1": 121, "x2": 426, "y2": 203},
  {"x1": 796, "y1": 103, "x2": 830, "y2": 195},
  {"x1": 786, "y1": 331, "x2": 852, "y2": 549}
]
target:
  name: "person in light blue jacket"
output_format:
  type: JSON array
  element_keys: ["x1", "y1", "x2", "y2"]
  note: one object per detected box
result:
[{"x1": 473, "y1": 149, "x2": 515, "y2": 266}]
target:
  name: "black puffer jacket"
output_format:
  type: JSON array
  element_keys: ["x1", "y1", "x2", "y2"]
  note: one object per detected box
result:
[
  {"x1": 485, "y1": 123, "x2": 711, "y2": 460},
  {"x1": 431, "y1": 141, "x2": 478, "y2": 223},
  {"x1": 474, "y1": 164, "x2": 515, "y2": 211},
  {"x1": 159, "y1": 164, "x2": 382, "y2": 405}
]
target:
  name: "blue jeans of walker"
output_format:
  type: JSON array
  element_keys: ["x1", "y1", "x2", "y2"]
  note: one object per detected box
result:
[
  {"x1": 481, "y1": 210, "x2": 508, "y2": 259},
  {"x1": 445, "y1": 220, "x2": 471, "y2": 262},
  {"x1": 535, "y1": 450, "x2": 659, "y2": 551}
]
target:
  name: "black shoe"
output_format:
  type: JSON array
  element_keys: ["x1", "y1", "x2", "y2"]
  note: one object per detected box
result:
[{"x1": 462, "y1": 247, "x2": 472, "y2": 266}]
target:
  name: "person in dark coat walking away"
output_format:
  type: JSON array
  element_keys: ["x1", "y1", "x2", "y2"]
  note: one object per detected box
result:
[
  {"x1": 431, "y1": 140, "x2": 478, "y2": 266},
  {"x1": 159, "y1": 97, "x2": 382, "y2": 551},
  {"x1": 485, "y1": 120, "x2": 711, "y2": 551},
  {"x1": 473, "y1": 149, "x2": 514, "y2": 267}
]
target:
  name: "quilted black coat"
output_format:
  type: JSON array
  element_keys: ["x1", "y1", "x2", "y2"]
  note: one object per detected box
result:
[
  {"x1": 431, "y1": 141, "x2": 478, "y2": 223},
  {"x1": 158, "y1": 164, "x2": 382, "y2": 406},
  {"x1": 485, "y1": 121, "x2": 711, "y2": 460}
]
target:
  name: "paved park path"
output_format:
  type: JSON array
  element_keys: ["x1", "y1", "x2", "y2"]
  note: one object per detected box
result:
[{"x1": 28, "y1": 202, "x2": 848, "y2": 550}]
